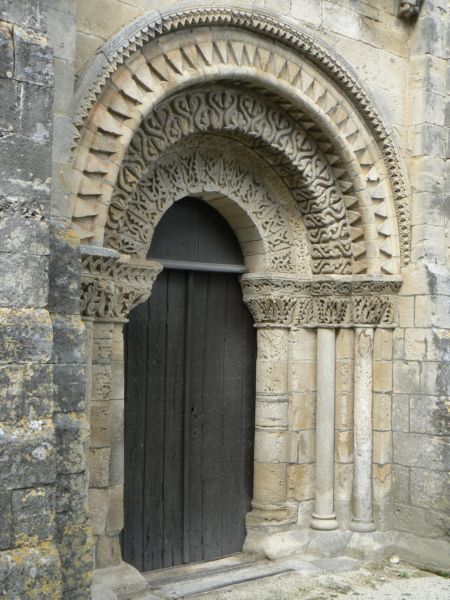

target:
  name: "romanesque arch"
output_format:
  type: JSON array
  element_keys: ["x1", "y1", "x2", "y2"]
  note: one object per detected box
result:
[{"x1": 72, "y1": 4, "x2": 410, "y2": 581}]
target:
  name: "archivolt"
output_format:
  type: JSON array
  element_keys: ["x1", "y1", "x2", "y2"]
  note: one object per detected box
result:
[
  {"x1": 107, "y1": 87, "x2": 354, "y2": 275},
  {"x1": 72, "y1": 5, "x2": 410, "y2": 275}
]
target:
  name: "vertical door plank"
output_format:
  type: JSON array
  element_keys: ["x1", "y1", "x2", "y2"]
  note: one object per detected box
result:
[{"x1": 123, "y1": 300, "x2": 149, "y2": 571}]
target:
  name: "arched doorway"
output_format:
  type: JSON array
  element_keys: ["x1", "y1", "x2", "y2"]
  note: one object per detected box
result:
[{"x1": 122, "y1": 198, "x2": 257, "y2": 572}]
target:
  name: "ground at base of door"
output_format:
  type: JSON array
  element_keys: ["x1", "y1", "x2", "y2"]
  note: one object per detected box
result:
[{"x1": 139, "y1": 555, "x2": 450, "y2": 600}]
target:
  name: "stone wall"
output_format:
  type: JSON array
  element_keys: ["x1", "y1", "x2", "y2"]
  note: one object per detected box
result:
[
  {"x1": 391, "y1": 0, "x2": 450, "y2": 561},
  {"x1": 0, "y1": 1, "x2": 92, "y2": 597},
  {"x1": 0, "y1": 1, "x2": 62, "y2": 597}
]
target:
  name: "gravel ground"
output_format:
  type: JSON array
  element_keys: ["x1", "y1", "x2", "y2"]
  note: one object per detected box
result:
[{"x1": 192, "y1": 559, "x2": 450, "y2": 600}]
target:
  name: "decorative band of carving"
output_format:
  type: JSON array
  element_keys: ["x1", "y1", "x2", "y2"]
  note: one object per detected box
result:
[
  {"x1": 80, "y1": 249, "x2": 162, "y2": 319},
  {"x1": 241, "y1": 275, "x2": 402, "y2": 327}
]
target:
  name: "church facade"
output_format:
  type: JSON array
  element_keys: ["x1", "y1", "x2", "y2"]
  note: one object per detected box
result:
[{"x1": 0, "y1": 1, "x2": 448, "y2": 598}]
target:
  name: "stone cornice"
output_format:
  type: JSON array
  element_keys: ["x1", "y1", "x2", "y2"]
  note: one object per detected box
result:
[
  {"x1": 80, "y1": 247, "x2": 162, "y2": 320},
  {"x1": 241, "y1": 275, "x2": 402, "y2": 327}
]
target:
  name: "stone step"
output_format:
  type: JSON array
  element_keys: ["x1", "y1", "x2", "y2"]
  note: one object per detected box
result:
[{"x1": 143, "y1": 554, "x2": 332, "y2": 599}]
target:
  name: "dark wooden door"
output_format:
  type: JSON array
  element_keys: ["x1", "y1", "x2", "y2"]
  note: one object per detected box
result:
[{"x1": 122, "y1": 199, "x2": 256, "y2": 572}]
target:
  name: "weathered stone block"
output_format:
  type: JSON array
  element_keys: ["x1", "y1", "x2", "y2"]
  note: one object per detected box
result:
[
  {"x1": 12, "y1": 486, "x2": 55, "y2": 546},
  {"x1": 0, "y1": 133, "x2": 52, "y2": 184},
  {"x1": 110, "y1": 360, "x2": 124, "y2": 401},
  {"x1": 89, "y1": 448, "x2": 111, "y2": 488},
  {"x1": 392, "y1": 393, "x2": 409, "y2": 432},
  {"x1": 88, "y1": 489, "x2": 107, "y2": 536},
  {"x1": 298, "y1": 429, "x2": 315, "y2": 464},
  {"x1": 287, "y1": 463, "x2": 315, "y2": 501},
  {"x1": 0, "y1": 78, "x2": 18, "y2": 133},
  {"x1": 335, "y1": 392, "x2": 352, "y2": 430},
  {"x1": 92, "y1": 323, "x2": 114, "y2": 363},
  {"x1": 18, "y1": 80, "x2": 53, "y2": 142},
  {"x1": 57, "y1": 523, "x2": 94, "y2": 593},
  {"x1": 54, "y1": 363, "x2": 86, "y2": 413},
  {"x1": 335, "y1": 359, "x2": 353, "y2": 393},
  {"x1": 255, "y1": 430, "x2": 286, "y2": 464},
  {"x1": 373, "y1": 393, "x2": 391, "y2": 431},
  {"x1": 0, "y1": 308, "x2": 52, "y2": 363},
  {"x1": 0, "y1": 0, "x2": 48, "y2": 31},
  {"x1": 91, "y1": 364, "x2": 112, "y2": 401},
  {"x1": 0, "y1": 21, "x2": 13, "y2": 78},
  {"x1": 290, "y1": 361, "x2": 316, "y2": 393},
  {"x1": 289, "y1": 393, "x2": 315, "y2": 430},
  {"x1": 254, "y1": 462, "x2": 286, "y2": 504},
  {"x1": 0, "y1": 543, "x2": 63, "y2": 599},
  {"x1": 393, "y1": 361, "x2": 420, "y2": 394},
  {"x1": 336, "y1": 328, "x2": 354, "y2": 360},
  {"x1": 373, "y1": 329, "x2": 392, "y2": 361},
  {"x1": 290, "y1": 327, "x2": 316, "y2": 361},
  {"x1": 48, "y1": 226, "x2": 81, "y2": 315},
  {"x1": 90, "y1": 402, "x2": 110, "y2": 448},
  {"x1": 334, "y1": 462, "x2": 352, "y2": 502},
  {"x1": 410, "y1": 467, "x2": 449, "y2": 512},
  {"x1": 0, "y1": 491, "x2": 12, "y2": 550},
  {"x1": 108, "y1": 444, "x2": 124, "y2": 487},
  {"x1": 53, "y1": 57, "x2": 75, "y2": 116},
  {"x1": 394, "y1": 502, "x2": 450, "y2": 538},
  {"x1": 13, "y1": 26, "x2": 53, "y2": 86},
  {"x1": 54, "y1": 412, "x2": 89, "y2": 475},
  {"x1": 0, "y1": 254, "x2": 48, "y2": 308},
  {"x1": 52, "y1": 313, "x2": 84, "y2": 363},
  {"x1": 393, "y1": 464, "x2": 410, "y2": 504},
  {"x1": 373, "y1": 361, "x2": 392, "y2": 393},
  {"x1": 393, "y1": 432, "x2": 448, "y2": 470},
  {"x1": 108, "y1": 400, "x2": 124, "y2": 446},
  {"x1": 335, "y1": 429, "x2": 353, "y2": 463},
  {"x1": 48, "y1": 6, "x2": 75, "y2": 61},
  {"x1": 0, "y1": 422, "x2": 56, "y2": 488},
  {"x1": 0, "y1": 212, "x2": 49, "y2": 255},
  {"x1": 410, "y1": 395, "x2": 446, "y2": 434},
  {"x1": 95, "y1": 534, "x2": 121, "y2": 569},
  {"x1": 373, "y1": 431, "x2": 392, "y2": 465},
  {"x1": 421, "y1": 361, "x2": 448, "y2": 395},
  {"x1": 106, "y1": 486, "x2": 123, "y2": 536},
  {"x1": 56, "y1": 473, "x2": 88, "y2": 519}
]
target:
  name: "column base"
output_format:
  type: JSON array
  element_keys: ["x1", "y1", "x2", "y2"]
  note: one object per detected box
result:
[
  {"x1": 246, "y1": 504, "x2": 297, "y2": 528},
  {"x1": 311, "y1": 513, "x2": 338, "y2": 530},
  {"x1": 350, "y1": 518, "x2": 376, "y2": 532}
]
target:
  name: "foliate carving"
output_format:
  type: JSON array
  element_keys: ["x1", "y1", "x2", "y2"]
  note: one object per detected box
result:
[
  {"x1": 107, "y1": 87, "x2": 353, "y2": 275},
  {"x1": 80, "y1": 250, "x2": 162, "y2": 319},
  {"x1": 398, "y1": 1, "x2": 423, "y2": 19},
  {"x1": 106, "y1": 144, "x2": 296, "y2": 272},
  {"x1": 241, "y1": 275, "x2": 401, "y2": 327},
  {"x1": 73, "y1": 5, "x2": 410, "y2": 267}
]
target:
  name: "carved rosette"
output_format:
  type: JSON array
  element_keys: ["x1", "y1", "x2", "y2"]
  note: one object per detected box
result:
[
  {"x1": 80, "y1": 249, "x2": 162, "y2": 320},
  {"x1": 241, "y1": 275, "x2": 402, "y2": 327}
]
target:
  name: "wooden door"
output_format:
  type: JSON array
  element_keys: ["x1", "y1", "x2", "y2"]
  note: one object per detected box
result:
[{"x1": 122, "y1": 198, "x2": 256, "y2": 572}]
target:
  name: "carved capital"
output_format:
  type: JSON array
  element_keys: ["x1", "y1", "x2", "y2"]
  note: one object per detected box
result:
[
  {"x1": 398, "y1": 0, "x2": 423, "y2": 19},
  {"x1": 80, "y1": 247, "x2": 162, "y2": 320},
  {"x1": 241, "y1": 275, "x2": 402, "y2": 327}
]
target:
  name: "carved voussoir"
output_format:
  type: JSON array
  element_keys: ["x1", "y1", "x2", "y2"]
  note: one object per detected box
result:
[
  {"x1": 80, "y1": 246, "x2": 162, "y2": 320},
  {"x1": 241, "y1": 275, "x2": 401, "y2": 327}
]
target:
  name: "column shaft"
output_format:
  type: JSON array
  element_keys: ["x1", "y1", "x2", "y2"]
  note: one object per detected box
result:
[
  {"x1": 351, "y1": 327, "x2": 376, "y2": 531},
  {"x1": 249, "y1": 326, "x2": 291, "y2": 524},
  {"x1": 311, "y1": 327, "x2": 338, "y2": 530}
]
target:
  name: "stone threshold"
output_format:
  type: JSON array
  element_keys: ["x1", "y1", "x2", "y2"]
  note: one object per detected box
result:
[{"x1": 142, "y1": 553, "x2": 361, "y2": 599}]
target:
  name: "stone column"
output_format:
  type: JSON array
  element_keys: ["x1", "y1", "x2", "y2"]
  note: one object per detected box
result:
[
  {"x1": 311, "y1": 328, "x2": 338, "y2": 530},
  {"x1": 250, "y1": 325, "x2": 292, "y2": 524},
  {"x1": 351, "y1": 327, "x2": 376, "y2": 532}
]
